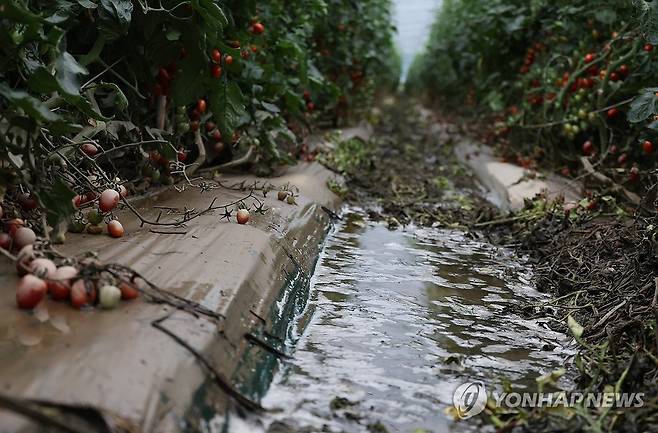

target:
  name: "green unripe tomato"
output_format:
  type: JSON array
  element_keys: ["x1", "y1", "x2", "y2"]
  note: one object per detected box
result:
[
  {"x1": 68, "y1": 221, "x2": 86, "y2": 233},
  {"x1": 87, "y1": 210, "x2": 104, "y2": 225}
]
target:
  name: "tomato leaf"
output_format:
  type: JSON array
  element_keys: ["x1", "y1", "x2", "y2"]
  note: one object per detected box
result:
[
  {"x1": 38, "y1": 178, "x2": 76, "y2": 228},
  {"x1": 628, "y1": 90, "x2": 658, "y2": 123},
  {"x1": 0, "y1": 83, "x2": 60, "y2": 122},
  {"x1": 211, "y1": 81, "x2": 246, "y2": 136},
  {"x1": 99, "y1": 0, "x2": 133, "y2": 40},
  {"x1": 191, "y1": 0, "x2": 228, "y2": 32}
]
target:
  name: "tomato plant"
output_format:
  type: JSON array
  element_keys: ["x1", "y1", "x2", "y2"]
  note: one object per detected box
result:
[
  {"x1": 0, "y1": 0, "x2": 398, "y2": 235},
  {"x1": 407, "y1": 0, "x2": 658, "y2": 192}
]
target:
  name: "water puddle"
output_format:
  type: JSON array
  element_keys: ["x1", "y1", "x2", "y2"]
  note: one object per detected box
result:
[{"x1": 229, "y1": 210, "x2": 571, "y2": 433}]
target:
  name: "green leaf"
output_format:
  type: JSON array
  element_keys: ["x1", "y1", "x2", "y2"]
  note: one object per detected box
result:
[
  {"x1": 55, "y1": 52, "x2": 88, "y2": 96},
  {"x1": 211, "y1": 81, "x2": 246, "y2": 136},
  {"x1": 628, "y1": 91, "x2": 658, "y2": 123},
  {"x1": 594, "y1": 9, "x2": 617, "y2": 25},
  {"x1": 76, "y1": 0, "x2": 97, "y2": 8},
  {"x1": 192, "y1": 0, "x2": 228, "y2": 32},
  {"x1": 0, "y1": 83, "x2": 60, "y2": 122},
  {"x1": 38, "y1": 179, "x2": 76, "y2": 228},
  {"x1": 99, "y1": 0, "x2": 133, "y2": 39},
  {"x1": 93, "y1": 82, "x2": 129, "y2": 111},
  {"x1": 261, "y1": 101, "x2": 280, "y2": 113},
  {"x1": 645, "y1": 1, "x2": 658, "y2": 45},
  {"x1": 0, "y1": 2, "x2": 43, "y2": 25}
]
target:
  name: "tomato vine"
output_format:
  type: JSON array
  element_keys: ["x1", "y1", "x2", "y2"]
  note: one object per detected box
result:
[
  {"x1": 408, "y1": 0, "x2": 658, "y2": 193},
  {"x1": 0, "y1": 0, "x2": 399, "y2": 233}
]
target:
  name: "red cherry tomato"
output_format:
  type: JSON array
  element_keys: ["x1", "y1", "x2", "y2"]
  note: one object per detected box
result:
[
  {"x1": 197, "y1": 99, "x2": 207, "y2": 113},
  {"x1": 211, "y1": 49, "x2": 221, "y2": 63},
  {"x1": 643, "y1": 140, "x2": 654, "y2": 155},
  {"x1": 211, "y1": 64, "x2": 222, "y2": 79}
]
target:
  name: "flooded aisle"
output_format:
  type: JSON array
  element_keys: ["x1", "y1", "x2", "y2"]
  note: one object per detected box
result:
[{"x1": 241, "y1": 211, "x2": 570, "y2": 433}]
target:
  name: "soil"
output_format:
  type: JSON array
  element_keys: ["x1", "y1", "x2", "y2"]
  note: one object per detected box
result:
[
  {"x1": 326, "y1": 99, "x2": 658, "y2": 433},
  {"x1": 328, "y1": 100, "x2": 499, "y2": 229}
]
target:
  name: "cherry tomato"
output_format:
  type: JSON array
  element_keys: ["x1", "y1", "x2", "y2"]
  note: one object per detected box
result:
[
  {"x1": 158, "y1": 68, "x2": 170, "y2": 83},
  {"x1": 119, "y1": 281, "x2": 140, "y2": 300},
  {"x1": 582, "y1": 140, "x2": 594, "y2": 156},
  {"x1": 197, "y1": 99, "x2": 207, "y2": 113},
  {"x1": 30, "y1": 258, "x2": 56, "y2": 279},
  {"x1": 18, "y1": 194, "x2": 38, "y2": 211},
  {"x1": 0, "y1": 233, "x2": 11, "y2": 250},
  {"x1": 16, "y1": 275, "x2": 47, "y2": 309},
  {"x1": 14, "y1": 227, "x2": 36, "y2": 250},
  {"x1": 211, "y1": 64, "x2": 222, "y2": 79},
  {"x1": 629, "y1": 166, "x2": 640, "y2": 182},
  {"x1": 618, "y1": 64, "x2": 629, "y2": 76},
  {"x1": 71, "y1": 279, "x2": 96, "y2": 309},
  {"x1": 99, "y1": 189, "x2": 120, "y2": 213},
  {"x1": 252, "y1": 22, "x2": 265, "y2": 34},
  {"x1": 236, "y1": 209, "x2": 250, "y2": 225},
  {"x1": 211, "y1": 48, "x2": 221, "y2": 63},
  {"x1": 81, "y1": 143, "x2": 98, "y2": 157},
  {"x1": 107, "y1": 220, "x2": 125, "y2": 238},
  {"x1": 48, "y1": 266, "x2": 78, "y2": 301},
  {"x1": 643, "y1": 140, "x2": 654, "y2": 155}
]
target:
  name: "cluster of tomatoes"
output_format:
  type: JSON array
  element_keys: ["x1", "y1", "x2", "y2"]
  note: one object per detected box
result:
[
  {"x1": 519, "y1": 42, "x2": 545, "y2": 75},
  {"x1": 153, "y1": 57, "x2": 181, "y2": 99},
  {"x1": 76, "y1": 144, "x2": 128, "y2": 235},
  {"x1": 15, "y1": 249, "x2": 140, "y2": 311},
  {"x1": 303, "y1": 90, "x2": 315, "y2": 112},
  {"x1": 497, "y1": 25, "x2": 658, "y2": 186},
  {"x1": 0, "y1": 203, "x2": 137, "y2": 311},
  {"x1": 297, "y1": 142, "x2": 317, "y2": 162}
]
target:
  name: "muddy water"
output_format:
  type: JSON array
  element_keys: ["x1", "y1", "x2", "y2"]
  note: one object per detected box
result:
[{"x1": 233, "y1": 210, "x2": 571, "y2": 433}]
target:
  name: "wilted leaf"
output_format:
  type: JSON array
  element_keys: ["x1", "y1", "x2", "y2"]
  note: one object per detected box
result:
[{"x1": 567, "y1": 315, "x2": 584, "y2": 339}]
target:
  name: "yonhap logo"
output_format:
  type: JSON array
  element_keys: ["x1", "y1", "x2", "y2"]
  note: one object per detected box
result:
[{"x1": 452, "y1": 381, "x2": 487, "y2": 419}]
